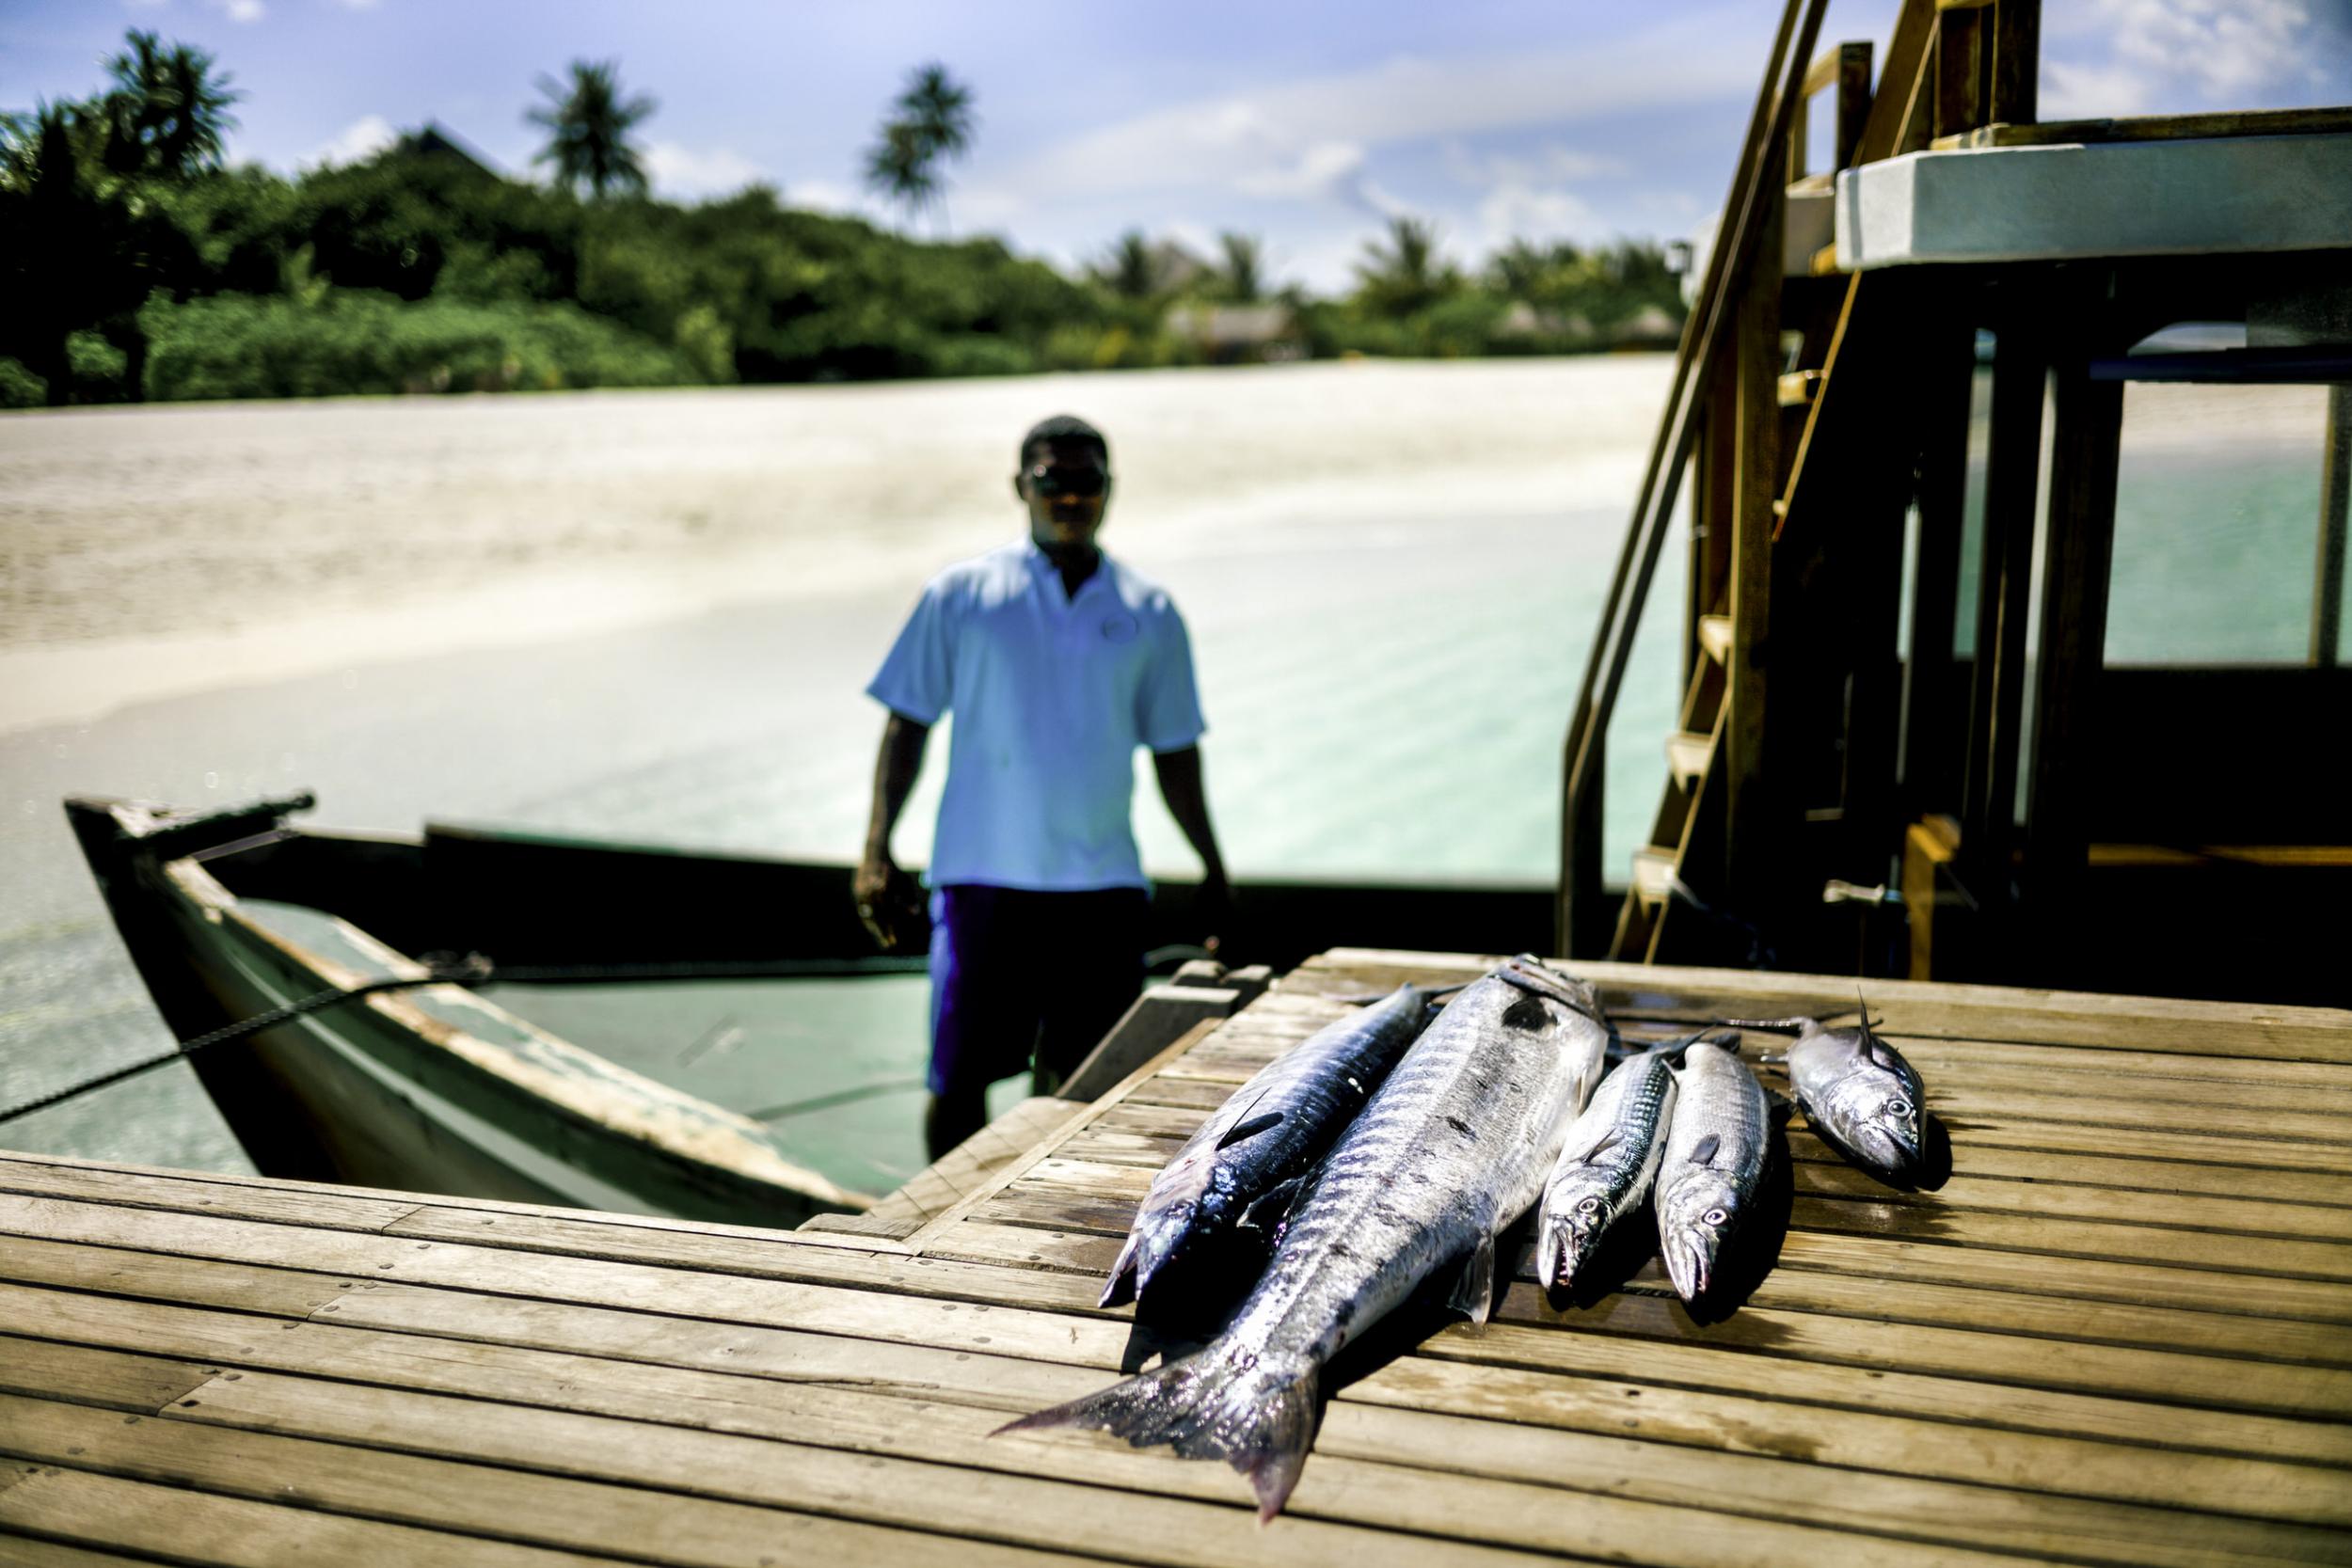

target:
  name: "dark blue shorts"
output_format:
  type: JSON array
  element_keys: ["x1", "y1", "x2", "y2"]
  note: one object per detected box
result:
[{"x1": 927, "y1": 883, "x2": 1148, "y2": 1098}]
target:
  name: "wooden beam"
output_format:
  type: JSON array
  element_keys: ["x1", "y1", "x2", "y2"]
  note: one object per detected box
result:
[
  {"x1": 1935, "y1": 104, "x2": 2352, "y2": 149},
  {"x1": 2315, "y1": 385, "x2": 2349, "y2": 667},
  {"x1": 1724, "y1": 147, "x2": 1788, "y2": 923},
  {"x1": 1933, "y1": 5, "x2": 1987, "y2": 142},
  {"x1": 2021, "y1": 325, "x2": 2126, "y2": 980}
]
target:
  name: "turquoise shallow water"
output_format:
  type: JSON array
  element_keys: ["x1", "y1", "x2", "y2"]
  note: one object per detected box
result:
[{"x1": 1, "y1": 379, "x2": 2336, "y2": 1185}]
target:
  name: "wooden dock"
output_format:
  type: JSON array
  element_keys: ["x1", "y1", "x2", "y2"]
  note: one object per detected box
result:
[{"x1": 3, "y1": 949, "x2": 2349, "y2": 1565}]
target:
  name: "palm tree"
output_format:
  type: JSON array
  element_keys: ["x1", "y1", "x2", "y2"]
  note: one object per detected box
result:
[
  {"x1": 864, "y1": 62, "x2": 975, "y2": 232},
  {"x1": 528, "y1": 61, "x2": 655, "y2": 199},
  {"x1": 1354, "y1": 215, "x2": 1454, "y2": 316},
  {"x1": 96, "y1": 30, "x2": 241, "y2": 180},
  {"x1": 1217, "y1": 231, "x2": 1264, "y2": 304},
  {"x1": 1096, "y1": 230, "x2": 1158, "y2": 302}
]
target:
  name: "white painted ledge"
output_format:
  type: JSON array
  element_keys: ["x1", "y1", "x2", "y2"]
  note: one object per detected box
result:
[{"x1": 1835, "y1": 135, "x2": 2352, "y2": 269}]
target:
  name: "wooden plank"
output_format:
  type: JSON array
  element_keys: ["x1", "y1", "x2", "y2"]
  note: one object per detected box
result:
[
  {"x1": 0, "y1": 1537, "x2": 169, "y2": 1568},
  {"x1": 1495, "y1": 1286, "x2": 2352, "y2": 1418},
  {"x1": 1987, "y1": 0, "x2": 2040, "y2": 126},
  {"x1": 0, "y1": 1393, "x2": 1072, "y2": 1568},
  {"x1": 166, "y1": 1360, "x2": 2350, "y2": 1568},
  {"x1": 0, "y1": 1465, "x2": 623, "y2": 1568},
  {"x1": 34, "y1": 1271, "x2": 2345, "y2": 1532},
  {"x1": 0, "y1": 1336, "x2": 217, "y2": 1412},
  {"x1": 2316, "y1": 384, "x2": 2348, "y2": 666},
  {"x1": 19, "y1": 1303, "x2": 2327, "y2": 1568}
]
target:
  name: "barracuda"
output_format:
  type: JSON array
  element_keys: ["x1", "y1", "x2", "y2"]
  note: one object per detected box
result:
[
  {"x1": 1099, "y1": 981, "x2": 1448, "y2": 1312},
  {"x1": 1653, "y1": 1038, "x2": 1772, "y2": 1303},
  {"x1": 1000, "y1": 955, "x2": 1611, "y2": 1520}
]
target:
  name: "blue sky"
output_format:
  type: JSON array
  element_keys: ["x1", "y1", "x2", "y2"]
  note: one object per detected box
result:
[{"x1": 6, "y1": 0, "x2": 2348, "y2": 291}]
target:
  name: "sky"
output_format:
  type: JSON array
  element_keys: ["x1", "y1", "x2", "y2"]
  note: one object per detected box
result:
[{"x1": 5, "y1": 0, "x2": 2349, "y2": 293}]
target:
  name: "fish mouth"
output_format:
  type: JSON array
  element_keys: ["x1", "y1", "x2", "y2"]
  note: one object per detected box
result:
[
  {"x1": 1852, "y1": 1122, "x2": 1923, "y2": 1180},
  {"x1": 1537, "y1": 1215, "x2": 1597, "y2": 1290},
  {"x1": 1661, "y1": 1226, "x2": 1717, "y2": 1301}
]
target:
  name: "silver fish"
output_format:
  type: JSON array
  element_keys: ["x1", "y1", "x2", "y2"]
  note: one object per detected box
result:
[
  {"x1": 1733, "y1": 1007, "x2": 1925, "y2": 1182},
  {"x1": 1099, "y1": 981, "x2": 1446, "y2": 1310},
  {"x1": 1001, "y1": 955, "x2": 1610, "y2": 1520},
  {"x1": 1534, "y1": 1047, "x2": 1677, "y2": 1291},
  {"x1": 1653, "y1": 1039, "x2": 1770, "y2": 1303}
]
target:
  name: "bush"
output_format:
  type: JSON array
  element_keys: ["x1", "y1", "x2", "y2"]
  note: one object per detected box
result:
[
  {"x1": 141, "y1": 291, "x2": 693, "y2": 402},
  {"x1": 66, "y1": 331, "x2": 131, "y2": 401},
  {"x1": 0, "y1": 356, "x2": 46, "y2": 408}
]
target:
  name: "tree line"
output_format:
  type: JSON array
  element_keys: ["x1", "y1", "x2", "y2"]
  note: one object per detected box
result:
[{"x1": 0, "y1": 34, "x2": 1688, "y2": 408}]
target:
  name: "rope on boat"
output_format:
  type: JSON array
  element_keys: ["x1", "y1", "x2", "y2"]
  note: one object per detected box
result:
[
  {"x1": 0, "y1": 957, "x2": 493, "y2": 1128},
  {"x1": 0, "y1": 943, "x2": 1194, "y2": 1127}
]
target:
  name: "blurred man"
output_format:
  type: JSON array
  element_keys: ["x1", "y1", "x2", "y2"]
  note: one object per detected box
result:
[{"x1": 858, "y1": 414, "x2": 1230, "y2": 1159}]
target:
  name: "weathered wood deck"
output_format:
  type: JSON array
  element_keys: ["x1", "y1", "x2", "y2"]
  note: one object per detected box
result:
[{"x1": 3, "y1": 949, "x2": 2348, "y2": 1565}]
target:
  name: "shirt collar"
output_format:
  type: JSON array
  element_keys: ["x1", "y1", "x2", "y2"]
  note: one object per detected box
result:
[{"x1": 1021, "y1": 537, "x2": 1111, "y2": 603}]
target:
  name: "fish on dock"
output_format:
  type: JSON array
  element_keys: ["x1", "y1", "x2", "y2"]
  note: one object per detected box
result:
[
  {"x1": 1000, "y1": 955, "x2": 1612, "y2": 1520},
  {"x1": 1728, "y1": 1004, "x2": 1926, "y2": 1184},
  {"x1": 1533, "y1": 1044, "x2": 1680, "y2": 1291},
  {"x1": 1098, "y1": 980, "x2": 1448, "y2": 1310},
  {"x1": 1653, "y1": 1038, "x2": 1772, "y2": 1304}
]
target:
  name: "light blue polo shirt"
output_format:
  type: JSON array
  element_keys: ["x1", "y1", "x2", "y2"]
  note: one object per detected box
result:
[{"x1": 867, "y1": 539, "x2": 1206, "y2": 892}]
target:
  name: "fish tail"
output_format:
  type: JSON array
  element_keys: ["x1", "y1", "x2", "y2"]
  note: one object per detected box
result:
[{"x1": 996, "y1": 1347, "x2": 1321, "y2": 1521}]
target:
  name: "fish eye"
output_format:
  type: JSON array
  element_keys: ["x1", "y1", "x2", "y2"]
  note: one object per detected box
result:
[
  {"x1": 1702, "y1": 1207, "x2": 1728, "y2": 1227},
  {"x1": 1578, "y1": 1196, "x2": 1602, "y2": 1213},
  {"x1": 1887, "y1": 1098, "x2": 1912, "y2": 1117}
]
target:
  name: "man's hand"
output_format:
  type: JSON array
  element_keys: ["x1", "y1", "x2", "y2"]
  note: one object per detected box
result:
[
  {"x1": 854, "y1": 856, "x2": 928, "y2": 953},
  {"x1": 1196, "y1": 871, "x2": 1235, "y2": 958}
]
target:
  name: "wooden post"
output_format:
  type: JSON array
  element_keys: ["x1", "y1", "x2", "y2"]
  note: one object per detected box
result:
[
  {"x1": 1988, "y1": 0, "x2": 2041, "y2": 127},
  {"x1": 2022, "y1": 317, "x2": 2124, "y2": 980},
  {"x1": 1560, "y1": 722, "x2": 1606, "y2": 958},
  {"x1": 1959, "y1": 315, "x2": 2046, "y2": 958},
  {"x1": 1933, "y1": 2, "x2": 1988, "y2": 143},
  {"x1": 2314, "y1": 384, "x2": 2349, "y2": 667},
  {"x1": 1900, "y1": 320, "x2": 1979, "y2": 817},
  {"x1": 1836, "y1": 41, "x2": 1875, "y2": 170},
  {"x1": 1690, "y1": 335, "x2": 1740, "y2": 689}
]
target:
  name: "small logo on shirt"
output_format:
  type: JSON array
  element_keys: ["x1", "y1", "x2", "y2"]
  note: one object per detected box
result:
[{"x1": 1099, "y1": 611, "x2": 1140, "y2": 644}]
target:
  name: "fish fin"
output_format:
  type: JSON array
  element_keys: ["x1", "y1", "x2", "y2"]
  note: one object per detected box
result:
[
  {"x1": 1560, "y1": 1126, "x2": 1625, "y2": 1165},
  {"x1": 1867, "y1": 1038, "x2": 1907, "y2": 1074},
  {"x1": 1445, "y1": 1232, "x2": 1500, "y2": 1324},
  {"x1": 1098, "y1": 1231, "x2": 1142, "y2": 1308},
  {"x1": 1217, "y1": 1110, "x2": 1285, "y2": 1150},
  {"x1": 996, "y1": 1349, "x2": 1321, "y2": 1523},
  {"x1": 1689, "y1": 1132, "x2": 1721, "y2": 1166},
  {"x1": 1240, "y1": 1172, "x2": 1311, "y2": 1234}
]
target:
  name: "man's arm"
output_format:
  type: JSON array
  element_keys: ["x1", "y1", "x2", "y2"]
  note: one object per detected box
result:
[
  {"x1": 1152, "y1": 745, "x2": 1232, "y2": 946},
  {"x1": 855, "y1": 712, "x2": 931, "y2": 952}
]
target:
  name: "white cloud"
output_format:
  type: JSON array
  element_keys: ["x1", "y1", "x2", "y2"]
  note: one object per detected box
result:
[
  {"x1": 2044, "y1": 0, "x2": 2327, "y2": 113},
  {"x1": 641, "y1": 141, "x2": 766, "y2": 199},
  {"x1": 310, "y1": 114, "x2": 395, "y2": 167},
  {"x1": 1475, "y1": 183, "x2": 1602, "y2": 250},
  {"x1": 977, "y1": 12, "x2": 1755, "y2": 213},
  {"x1": 213, "y1": 0, "x2": 265, "y2": 21}
]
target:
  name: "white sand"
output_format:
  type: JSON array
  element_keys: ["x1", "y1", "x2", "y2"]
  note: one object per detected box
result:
[{"x1": 0, "y1": 358, "x2": 1672, "y2": 735}]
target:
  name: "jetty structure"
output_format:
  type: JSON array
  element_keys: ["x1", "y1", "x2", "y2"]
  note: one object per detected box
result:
[
  {"x1": 12, "y1": 0, "x2": 2352, "y2": 1560},
  {"x1": 1556, "y1": 0, "x2": 2351, "y2": 1006}
]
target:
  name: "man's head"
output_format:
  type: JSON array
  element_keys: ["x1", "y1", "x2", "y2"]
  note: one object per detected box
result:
[{"x1": 1015, "y1": 414, "x2": 1113, "y2": 556}]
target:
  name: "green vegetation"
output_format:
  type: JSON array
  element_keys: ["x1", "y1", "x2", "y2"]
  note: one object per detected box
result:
[{"x1": 0, "y1": 30, "x2": 1689, "y2": 408}]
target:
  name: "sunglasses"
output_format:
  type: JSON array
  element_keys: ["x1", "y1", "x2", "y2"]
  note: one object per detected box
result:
[{"x1": 1026, "y1": 465, "x2": 1109, "y2": 499}]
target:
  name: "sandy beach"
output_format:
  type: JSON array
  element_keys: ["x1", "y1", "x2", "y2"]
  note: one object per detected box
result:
[{"x1": 0, "y1": 357, "x2": 1674, "y2": 735}]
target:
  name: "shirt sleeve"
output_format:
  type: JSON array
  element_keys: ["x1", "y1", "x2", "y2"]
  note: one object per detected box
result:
[
  {"x1": 866, "y1": 578, "x2": 956, "y2": 724},
  {"x1": 1136, "y1": 600, "x2": 1207, "y2": 752}
]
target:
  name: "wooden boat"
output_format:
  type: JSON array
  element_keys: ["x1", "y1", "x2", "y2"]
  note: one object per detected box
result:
[{"x1": 65, "y1": 791, "x2": 1549, "y2": 1222}]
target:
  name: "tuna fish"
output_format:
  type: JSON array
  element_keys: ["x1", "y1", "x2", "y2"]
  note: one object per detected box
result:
[
  {"x1": 1000, "y1": 955, "x2": 1611, "y2": 1520},
  {"x1": 1533, "y1": 1045, "x2": 1679, "y2": 1291},
  {"x1": 1099, "y1": 981, "x2": 1447, "y2": 1311},
  {"x1": 1653, "y1": 1038, "x2": 1772, "y2": 1303},
  {"x1": 1731, "y1": 1004, "x2": 1925, "y2": 1183}
]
